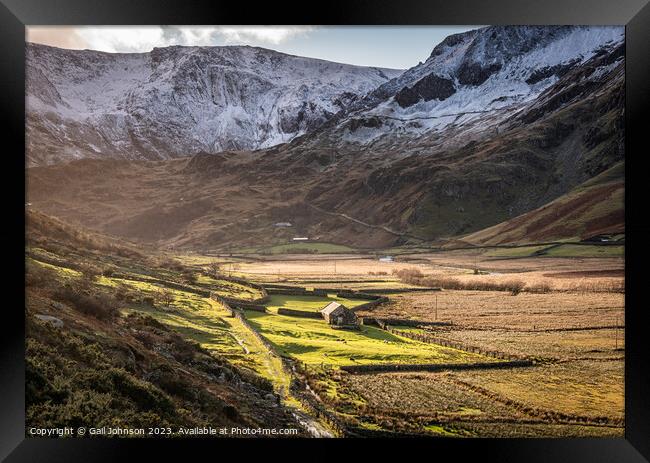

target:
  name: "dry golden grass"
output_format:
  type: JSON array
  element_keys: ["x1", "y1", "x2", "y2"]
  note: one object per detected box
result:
[
  {"x1": 335, "y1": 362, "x2": 623, "y2": 437},
  {"x1": 401, "y1": 251, "x2": 624, "y2": 292},
  {"x1": 360, "y1": 289, "x2": 624, "y2": 330},
  {"x1": 322, "y1": 251, "x2": 625, "y2": 436},
  {"x1": 452, "y1": 359, "x2": 624, "y2": 420},
  {"x1": 341, "y1": 372, "x2": 521, "y2": 419},
  {"x1": 416, "y1": 328, "x2": 624, "y2": 359},
  {"x1": 238, "y1": 251, "x2": 624, "y2": 293},
  {"x1": 237, "y1": 257, "x2": 429, "y2": 281}
]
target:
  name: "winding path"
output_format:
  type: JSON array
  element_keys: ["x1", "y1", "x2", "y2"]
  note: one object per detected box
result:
[{"x1": 306, "y1": 202, "x2": 426, "y2": 241}]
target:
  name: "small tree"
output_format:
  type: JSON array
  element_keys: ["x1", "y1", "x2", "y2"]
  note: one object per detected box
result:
[
  {"x1": 158, "y1": 289, "x2": 175, "y2": 307},
  {"x1": 208, "y1": 262, "x2": 222, "y2": 277},
  {"x1": 181, "y1": 270, "x2": 197, "y2": 284},
  {"x1": 506, "y1": 280, "x2": 525, "y2": 296},
  {"x1": 79, "y1": 264, "x2": 101, "y2": 282}
]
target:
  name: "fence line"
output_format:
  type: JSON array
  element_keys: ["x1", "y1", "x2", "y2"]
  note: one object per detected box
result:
[
  {"x1": 265, "y1": 288, "x2": 329, "y2": 297},
  {"x1": 261, "y1": 287, "x2": 390, "y2": 313},
  {"x1": 361, "y1": 287, "x2": 442, "y2": 294},
  {"x1": 335, "y1": 291, "x2": 383, "y2": 300},
  {"x1": 385, "y1": 326, "x2": 529, "y2": 361},
  {"x1": 349, "y1": 297, "x2": 389, "y2": 312},
  {"x1": 221, "y1": 298, "x2": 267, "y2": 311},
  {"x1": 364, "y1": 317, "x2": 452, "y2": 328}
]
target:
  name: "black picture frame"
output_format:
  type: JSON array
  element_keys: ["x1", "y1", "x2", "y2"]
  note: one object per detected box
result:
[{"x1": 2, "y1": 1, "x2": 648, "y2": 461}]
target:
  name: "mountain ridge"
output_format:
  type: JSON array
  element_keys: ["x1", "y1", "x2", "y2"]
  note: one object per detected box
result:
[
  {"x1": 26, "y1": 26, "x2": 625, "y2": 248},
  {"x1": 26, "y1": 42, "x2": 402, "y2": 166}
]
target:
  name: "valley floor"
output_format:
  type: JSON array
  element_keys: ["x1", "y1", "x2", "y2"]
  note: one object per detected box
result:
[
  {"x1": 25, "y1": 213, "x2": 625, "y2": 437},
  {"x1": 222, "y1": 248, "x2": 624, "y2": 437}
]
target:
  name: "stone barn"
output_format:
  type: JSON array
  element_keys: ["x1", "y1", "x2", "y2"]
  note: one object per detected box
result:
[{"x1": 320, "y1": 302, "x2": 358, "y2": 327}]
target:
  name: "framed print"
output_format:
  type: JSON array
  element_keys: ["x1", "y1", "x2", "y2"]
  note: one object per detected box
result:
[{"x1": 1, "y1": 0, "x2": 649, "y2": 461}]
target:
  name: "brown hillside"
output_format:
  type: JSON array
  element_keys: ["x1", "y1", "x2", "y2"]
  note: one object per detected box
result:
[{"x1": 461, "y1": 163, "x2": 624, "y2": 245}]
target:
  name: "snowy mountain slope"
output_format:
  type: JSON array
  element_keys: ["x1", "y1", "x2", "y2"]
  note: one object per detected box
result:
[
  {"x1": 298, "y1": 26, "x2": 624, "y2": 152},
  {"x1": 27, "y1": 26, "x2": 625, "y2": 248},
  {"x1": 26, "y1": 43, "x2": 402, "y2": 166}
]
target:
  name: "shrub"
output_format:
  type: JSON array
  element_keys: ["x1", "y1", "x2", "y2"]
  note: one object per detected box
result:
[
  {"x1": 151, "y1": 368, "x2": 196, "y2": 400},
  {"x1": 393, "y1": 268, "x2": 424, "y2": 285},
  {"x1": 181, "y1": 270, "x2": 197, "y2": 284},
  {"x1": 168, "y1": 333, "x2": 202, "y2": 362},
  {"x1": 395, "y1": 269, "x2": 528, "y2": 295},
  {"x1": 527, "y1": 282, "x2": 553, "y2": 293},
  {"x1": 78, "y1": 264, "x2": 101, "y2": 282},
  {"x1": 101, "y1": 267, "x2": 115, "y2": 277},
  {"x1": 133, "y1": 330, "x2": 156, "y2": 348},
  {"x1": 54, "y1": 286, "x2": 119, "y2": 320},
  {"x1": 26, "y1": 262, "x2": 52, "y2": 288},
  {"x1": 237, "y1": 368, "x2": 274, "y2": 393},
  {"x1": 158, "y1": 258, "x2": 184, "y2": 272},
  {"x1": 157, "y1": 290, "x2": 175, "y2": 307},
  {"x1": 109, "y1": 368, "x2": 175, "y2": 413},
  {"x1": 284, "y1": 248, "x2": 318, "y2": 254},
  {"x1": 503, "y1": 279, "x2": 525, "y2": 296},
  {"x1": 208, "y1": 262, "x2": 223, "y2": 277}
]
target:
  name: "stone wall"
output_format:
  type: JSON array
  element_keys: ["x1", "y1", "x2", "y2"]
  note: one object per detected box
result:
[
  {"x1": 340, "y1": 359, "x2": 534, "y2": 374},
  {"x1": 277, "y1": 308, "x2": 322, "y2": 319}
]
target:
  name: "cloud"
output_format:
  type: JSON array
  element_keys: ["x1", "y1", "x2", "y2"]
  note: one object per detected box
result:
[
  {"x1": 27, "y1": 26, "x2": 316, "y2": 53},
  {"x1": 75, "y1": 27, "x2": 166, "y2": 53},
  {"x1": 213, "y1": 26, "x2": 315, "y2": 44}
]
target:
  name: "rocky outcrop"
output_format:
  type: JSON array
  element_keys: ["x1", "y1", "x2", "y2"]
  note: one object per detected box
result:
[
  {"x1": 349, "y1": 117, "x2": 383, "y2": 131},
  {"x1": 525, "y1": 59, "x2": 580, "y2": 85},
  {"x1": 457, "y1": 62, "x2": 502, "y2": 86},
  {"x1": 395, "y1": 74, "x2": 456, "y2": 107}
]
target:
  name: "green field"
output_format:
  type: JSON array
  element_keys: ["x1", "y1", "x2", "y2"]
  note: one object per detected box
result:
[
  {"x1": 261, "y1": 242, "x2": 355, "y2": 254},
  {"x1": 29, "y1": 257, "x2": 82, "y2": 279},
  {"x1": 194, "y1": 273, "x2": 265, "y2": 300},
  {"x1": 244, "y1": 310, "x2": 493, "y2": 367},
  {"x1": 264, "y1": 293, "x2": 368, "y2": 314},
  {"x1": 540, "y1": 244, "x2": 624, "y2": 258},
  {"x1": 482, "y1": 243, "x2": 624, "y2": 258},
  {"x1": 483, "y1": 245, "x2": 552, "y2": 258}
]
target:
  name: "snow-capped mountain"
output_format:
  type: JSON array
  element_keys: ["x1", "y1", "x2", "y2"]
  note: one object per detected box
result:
[
  {"x1": 298, "y1": 26, "x2": 624, "y2": 151},
  {"x1": 26, "y1": 43, "x2": 402, "y2": 165},
  {"x1": 27, "y1": 26, "x2": 625, "y2": 247}
]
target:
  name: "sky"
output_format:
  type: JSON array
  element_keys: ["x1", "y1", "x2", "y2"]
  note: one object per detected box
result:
[{"x1": 26, "y1": 26, "x2": 479, "y2": 69}]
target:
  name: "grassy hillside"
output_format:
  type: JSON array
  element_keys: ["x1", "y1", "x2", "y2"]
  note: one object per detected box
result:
[{"x1": 25, "y1": 210, "x2": 303, "y2": 435}]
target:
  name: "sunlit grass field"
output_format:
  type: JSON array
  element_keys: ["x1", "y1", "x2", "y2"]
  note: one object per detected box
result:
[
  {"x1": 263, "y1": 293, "x2": 368, "y2": 314},
  {"x1": 244, "y1": 310, "x2": 493, "y2": 367},
  {"x1": 28, "y1": 256, "x2": 280, "y2": 381}
]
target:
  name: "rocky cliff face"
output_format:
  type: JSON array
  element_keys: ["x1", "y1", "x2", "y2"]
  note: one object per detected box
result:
[
  {"x1": 295, "y1": 26, "x2": 624, "y2": 153},
  {"x1": 26, "y1": 43, "x2": 402, "y2": 166}
]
